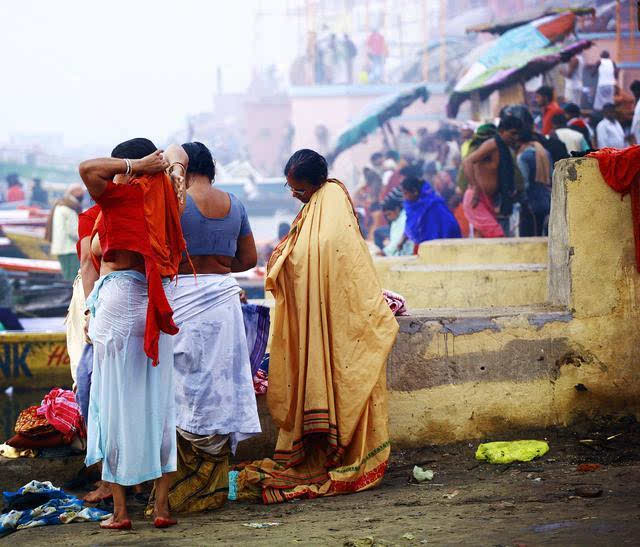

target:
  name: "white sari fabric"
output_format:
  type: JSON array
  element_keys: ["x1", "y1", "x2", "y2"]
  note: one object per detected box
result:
[
  {"x1": 172, "y1": 274, "x2": 261, "y2": 454},
  {"x1": 85, "y1": 271, "x2": 177, "y2": 486}
]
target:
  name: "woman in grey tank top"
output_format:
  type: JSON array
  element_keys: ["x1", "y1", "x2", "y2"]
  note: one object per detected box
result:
[{"x1": 147, "y1": 142, "x2": 261, "y2": 515}]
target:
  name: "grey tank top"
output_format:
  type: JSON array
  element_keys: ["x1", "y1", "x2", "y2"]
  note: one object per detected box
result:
[{"x1": 180, "y1": 193, "x2": 252, "y2": 257}]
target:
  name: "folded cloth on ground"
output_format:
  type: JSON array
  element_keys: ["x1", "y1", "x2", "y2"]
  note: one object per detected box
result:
[
  {"x1": 14, "y1": 406, "x2": 55, "y2": 438},
  {"x1": 475, "y1": 440, "x2": 549, "y2": 464},
  {"x1": 0, "y1": 444, "x2": 36, "y2": 459},
  {"x1": 382, "y1": 289, "x2": 409, "y2": 316},
  {"x1": 6, "y1": 432, "x2": 67, "y2": 449},
  {"x1": 37, "y1": 389, "x2": 84, "y2": 441},
  {"x1": 0, "y1": 481, "x2": 110, "y2": 537}
]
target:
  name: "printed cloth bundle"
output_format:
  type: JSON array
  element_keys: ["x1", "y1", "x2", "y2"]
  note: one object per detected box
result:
[
  {"x1": 383, "y1": 289, "x2": 409, "y2": 316},
  {"x1": 0, "y1": 481, "x2": 110, "y2": 537},
  {"x1": 6, "y1": 389, "x2": 85, "y2": 451}
]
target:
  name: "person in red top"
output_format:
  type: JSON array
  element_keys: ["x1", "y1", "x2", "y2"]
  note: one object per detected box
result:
[
  {"x1": 78, "y1": 138, "x2": 188, "y2": 531},
  {"x1": 6, "y1": 174, "x2": 25, "y2": 202},
  {"x1": 536, "y1": 85, "x2": 564, "y2": 136},
  {"x1": 366, "y1": 29, "x2": 387, "y2": 83}
]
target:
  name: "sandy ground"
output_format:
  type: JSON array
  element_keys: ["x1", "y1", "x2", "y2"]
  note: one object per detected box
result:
[{"x1": 10, "y1": 417, "x2": 640, "y2": 546}]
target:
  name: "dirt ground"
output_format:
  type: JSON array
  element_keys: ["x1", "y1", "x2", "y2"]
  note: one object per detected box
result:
[{"x1": 11, "y1": 416, "x2": 640, "y2": 546}]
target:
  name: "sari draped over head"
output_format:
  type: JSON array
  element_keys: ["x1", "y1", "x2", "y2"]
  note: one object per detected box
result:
[
  {"x1": 239, "y1": 179, "x2": 398, "y2": 504},
  {"x1": 404, "y1": 182, "x2": 461, "y2": 244}
]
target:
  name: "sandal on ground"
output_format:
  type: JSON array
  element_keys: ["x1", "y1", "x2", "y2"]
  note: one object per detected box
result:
[
  {"x1": 100, "y1": 519, "x2": 132, "y2": 530},
  {"x1": 154, "y1": 517, "x2": 178, "y2": 528}
]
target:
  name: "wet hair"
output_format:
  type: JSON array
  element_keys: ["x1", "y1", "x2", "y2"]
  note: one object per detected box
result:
[
  {"x1": 284, "y1": 149, "x2": 328, "y2": 187},
  {"x1": 498, "y1": 115, "x2": 523, "y2": 132},
  {"x1": 111, "y1": 137, "x2": 157, "y2": 159},
  {"x1": 519, "y1": 128, "x2": 535, "y2": 143},
  {"x1": 182, "y1": 142, "x2": 216, "y2": 180},
  {"x1": 535, "y1": 85, "x2": 554, "y2": 102},
  {"x1": 551, "y1": 113, "x2": 567, "y2": 127},
  {"x1": 402, "y1": 176, "x2": 423, "y2": 195},
  {"x1": 500, "y1": 104, "x2": 534, "y2": 128},
  {"x1": 564, "y1": 102, "x2": 581, "y2": 118},
  {"x1": 370, "y1": 152, "x2": 384, "y2": 163},
  {"x1": 631, "y1": 80, "x2": 640, "y2": 98}
]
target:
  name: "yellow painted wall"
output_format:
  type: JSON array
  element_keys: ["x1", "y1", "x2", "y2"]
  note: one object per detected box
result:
[{"x1": 387, "y1": 158, "x2": 640, "y2": 445}]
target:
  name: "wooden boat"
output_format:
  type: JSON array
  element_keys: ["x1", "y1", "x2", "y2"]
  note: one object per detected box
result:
[{"x1": 0, "y1": 331, "x2": 71, "y2": 390}]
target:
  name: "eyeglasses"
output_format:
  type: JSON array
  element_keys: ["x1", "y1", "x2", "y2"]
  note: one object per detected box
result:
[{"x1": 284, "y1": 181, "x2": 306, "y2": 197}]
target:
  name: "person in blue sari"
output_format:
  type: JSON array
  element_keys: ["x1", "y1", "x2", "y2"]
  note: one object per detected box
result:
[{"x1": 396, "y1": 176, "x2": 461, "y2": 251}]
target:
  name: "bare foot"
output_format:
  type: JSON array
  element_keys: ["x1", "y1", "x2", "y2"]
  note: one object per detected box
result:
[
  {"x1": 99, "y1": 514, "x2": 132, "y2": 530},
  {"x1": 84, "y1": 481, "x2": 113, "y2": 503}
]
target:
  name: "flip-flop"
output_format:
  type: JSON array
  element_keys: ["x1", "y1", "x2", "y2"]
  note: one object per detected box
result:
[
  {"x1": 100, "y1": 519, "x2": 132, "y2": 530},
  {"x1": 154, "y1": 517, "x2": 178, "y2": 529}
]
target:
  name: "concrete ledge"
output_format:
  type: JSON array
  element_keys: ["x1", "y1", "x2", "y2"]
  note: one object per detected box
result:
[
  {"x1": 0, "y1": 454, "x2": 85, "y2": 491},
  {"x1": 418, "y1": 237, "x2": 548, "y2": 265}
]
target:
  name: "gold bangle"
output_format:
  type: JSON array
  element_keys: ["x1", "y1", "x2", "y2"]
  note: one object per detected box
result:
[{"x1": 169, "y1": 162, "x2": 186, "y2": 174}]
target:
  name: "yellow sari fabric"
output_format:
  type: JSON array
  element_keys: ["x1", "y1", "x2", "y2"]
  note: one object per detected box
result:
[{"x1": 239, "y1": 180, "x2": 398, "y2": 504}]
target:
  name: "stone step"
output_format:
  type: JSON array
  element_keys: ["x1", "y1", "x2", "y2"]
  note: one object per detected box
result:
[
  {"x1": 234, "y1": 304, "x2": 575, "y2": 460},
  {"x1": 379, "y1": 262, "x2": 548, "y2": 308},
  {"x1": 417, "y1": 237, "x2": 548, "y2": 265}
]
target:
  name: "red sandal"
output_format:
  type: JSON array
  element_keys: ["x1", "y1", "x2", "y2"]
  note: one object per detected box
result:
[
  {"x1": 100, "y1": 518, "x2": 132, "y2": 530},
  {"x1": 154, "y1": 517, "x2": 178, "y2": 529}
]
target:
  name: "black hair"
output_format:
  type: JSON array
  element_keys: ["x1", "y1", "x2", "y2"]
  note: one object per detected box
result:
[
  {"x1": 551, "y1": 113, "x2": 567, "y2": 127},
  {"x1": 385, "y1": 150, "x2": 400, "y2": 161},
  {"x1": 363, "y1": 167, "x2": 382, "y2": 187},
  {"x1": 111, "y1": 137, "x2": 157, "y2": 159},
  {"x1": 382, "y1": 200, "x2": 402, "y2": 212},
  {"x1": 401, "y1": 176, "x2": 423, "y2": 194},
  {"x1": 630, "y1": 80, "x2": 640, "y2": 97},
  {"x1": 602, "y1": 102, "x2": 615, "y2": 112},
  {"x1": 519, "y1": 128, "x2": 535, "y2": 143},
  {"x1": 399, "y1": 163, "x2": 423, "y2": 179},
  {"x1": 284, "y1": 149, "x2": 328, "y2": 187},
  {"x1": 370, "y1": 152, "x2": 384, "y2": 163},
  {"x1": 564, "y1": 102, "x2": 581, "y2": 117},
  {"x1": 535, "y1": 85, "x2": 554, "y2": 102},
  {"x1": 601, "y1": 50, "x2": 610, "y2": 58},
  {"x1": 498, "y1": 115, "x2": 523, "y2": 132},
  {"x1": 500, "y1": 104, "x2": 534, "y2": 128},
  {"x1": 182, "y1": 142, "x2": 216, "y2": 180}
]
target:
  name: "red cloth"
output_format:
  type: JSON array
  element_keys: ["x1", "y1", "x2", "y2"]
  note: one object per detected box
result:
[
  {"x1": 453, "y1": 203, "x2": 470, "y2": 238},
  {"x1": 366, "y1": 31, "x2": 386, "y2": 57},
  {"x1": 92, "y1": 173, "x2": 186, "y2": 364},
  {"x1": 541, "y1": 101, "x2": 564, "y2": 136},
  {"x1": 6, "y1": 432, "x2": 67, "y2": 449},
  {"x1": 588, "y1": 145, "x2": 640, "y2": 272},
  {"x1": 7, "y1": 186, "x2": 25, "y2": 202},
  {"x1": 76, "y1": 204, "x2": 101, "y2": 260},
  {"x1": 37, "y1": 388, "x2": 84, "y2": 442}
]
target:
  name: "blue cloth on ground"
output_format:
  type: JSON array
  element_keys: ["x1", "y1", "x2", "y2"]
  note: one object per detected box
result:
[
  {"x1": 0, "y1": 481, "x2": 109, "y2": 537},
  {"x1": 404, "y1": 182, "x2": 462, "y2": 243}
]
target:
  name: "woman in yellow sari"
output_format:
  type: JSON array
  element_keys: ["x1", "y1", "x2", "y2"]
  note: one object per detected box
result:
[{"x1": 239, "y1": 149, "x2": 398, "y2": 503}]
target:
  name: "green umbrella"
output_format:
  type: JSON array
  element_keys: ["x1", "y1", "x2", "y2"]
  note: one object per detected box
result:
[{"x1": 326, "y1": 83, "x2": 429, "y2": 165}]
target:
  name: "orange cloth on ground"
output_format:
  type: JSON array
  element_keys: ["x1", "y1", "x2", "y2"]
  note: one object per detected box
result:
[
  {"x1": 91, "y1": 173, "x2": 186, "y2": 364},
  {"x1": 239, "y1": 180, "x2": 398, "y2": 504}
]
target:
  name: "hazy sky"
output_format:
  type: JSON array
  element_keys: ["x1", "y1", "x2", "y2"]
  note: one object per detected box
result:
[{"x1": 1, "y1": 0, "x2": 275, "y2": 151}]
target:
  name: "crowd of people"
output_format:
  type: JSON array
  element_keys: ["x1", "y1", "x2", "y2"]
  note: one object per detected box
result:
[
  {"x1": 354, "y1": 76, "x2": 640, "y2": 252},
  {"x1": 303, "y1": 28, "x2": 389, "y2": 85}
]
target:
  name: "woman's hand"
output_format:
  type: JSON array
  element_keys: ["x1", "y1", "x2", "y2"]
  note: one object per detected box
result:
[{"x1": 132, "y1": 150, "x2": 169, "y2": 176}]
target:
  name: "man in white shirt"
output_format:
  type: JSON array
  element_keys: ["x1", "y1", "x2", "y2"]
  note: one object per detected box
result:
[
  {"x1": 630, "y1": 80, "x2": 640, "y2": 145},
  {"x1": 596, "y1": 103, "x2": 626, "y2": 149},
  {"x1": 551, "y1": 114, "x2": 590, "y2": 155},
  {"x1": 593, "y1": 50, "x2": 618, "y2": 111},
  {"x1": 49, "y1": 184, "x2": 84, "y2": 280}
]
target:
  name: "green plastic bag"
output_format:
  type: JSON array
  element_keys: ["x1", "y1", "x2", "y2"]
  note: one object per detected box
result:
[{"x1": 475, "y1": 440, "x2": 549, "y2": 464}]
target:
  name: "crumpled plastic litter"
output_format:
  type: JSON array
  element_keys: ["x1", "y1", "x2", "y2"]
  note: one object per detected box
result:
[
  {"x1": 412, "y1": 466, "x2": 434, "y2": 482},
  {"x1": 475, "y1": 440, "x2": 549, "y2": 464},
  {"x1": 243, "y1": 522, "x2": 282, "y2": 529}
]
